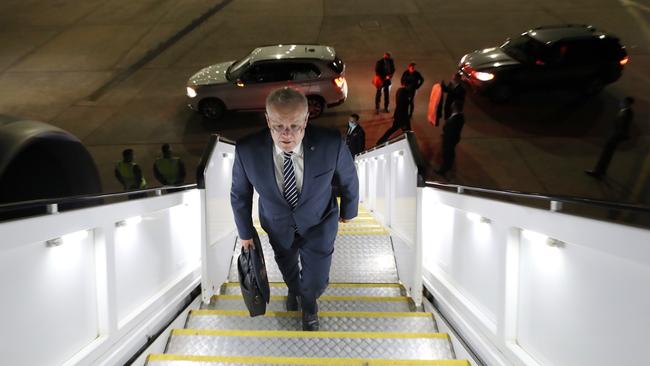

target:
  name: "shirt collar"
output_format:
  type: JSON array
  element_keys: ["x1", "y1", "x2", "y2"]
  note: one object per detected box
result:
[{"x1": 274, "y1": 141, "x2": 303, "y2": 157}]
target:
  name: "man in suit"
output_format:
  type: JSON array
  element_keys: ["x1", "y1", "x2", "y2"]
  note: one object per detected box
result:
[
  {"x1": 375, "y1": 52, "x2": 395, "y2": 114},
  {"x1": 376, "y1": 87, "x2": 412, "y2": 145},
  {"x1": 436, "y1": 101, "x2": 465, "y2": 177},
  {"x1": 442, "y1": 73, "x2": 466, "y2": 120},
  {"x1": 400, "y1": 62, "x2": 425, "y2": 118},
  {"x1": 231, "y1": 87, "x2": 359, "y2": 331},
  {"x1": 345, "y1": 113, "x2": 365, "y2": 157},
  {"x1": 585, "y1": 96, "x2": 635, "y2": 180}
]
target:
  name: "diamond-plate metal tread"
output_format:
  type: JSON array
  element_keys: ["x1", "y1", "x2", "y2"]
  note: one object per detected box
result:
[
  {"x1": 202, "y1": 295, "x2": 413, "y2": 312},
  {"x1": 227, "y1": 234, "x2": 398, "y2": 284},
  {"x1": 166, "y1": 330, "x2": 454, "y2": 360},
  {"x1": 147, "y1": 354, "x2": 470, "y2": 365},
  {"x1": 187, "y1": 310, "x2": 437, "y2": 332},
  {"x1": 222, "y1": 283, "x2": 404, "y2": 297}
]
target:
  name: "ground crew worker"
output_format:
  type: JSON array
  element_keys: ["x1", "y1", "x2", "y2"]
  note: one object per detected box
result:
[
  {"x1": 115, "y1": 148, "x2": 146, "y2": 191},
  {"x1": 153, "y1": 143, "x2": 186, "y2": 186}
]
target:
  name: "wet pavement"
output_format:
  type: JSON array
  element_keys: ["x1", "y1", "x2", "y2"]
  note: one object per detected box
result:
[{"x1": 0, "y1": 0, "x2": 648, "y2": 209}]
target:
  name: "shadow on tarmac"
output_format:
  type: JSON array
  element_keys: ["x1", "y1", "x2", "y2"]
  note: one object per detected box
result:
[{"x1": 468, "y1": 89, "x2": 619, "y2": 138}]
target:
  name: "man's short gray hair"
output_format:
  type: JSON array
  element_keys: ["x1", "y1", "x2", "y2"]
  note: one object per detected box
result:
[{"x1": 265, "y1": 87, "x2": 308, "y2": 114}]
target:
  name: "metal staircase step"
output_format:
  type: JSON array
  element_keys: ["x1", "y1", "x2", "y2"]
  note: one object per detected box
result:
[
  {"x1": 148, "y1": 354, "x2": 470, "y2": 365},
  {"x1": 228, "y1": 235, "x2": 398, "y2": 284},
  {"x1": 202, "y1": 295, "x2": 413, "y2": 312},
  {"x1": 163, "y1": 329, "x2": 455, "y2": 360},
  {"x1": 187, "y1": 310, "x2": 437, "y2": 332},
  {"x1": 221, "y1": 282, "x2": 404, "y2": 297}
]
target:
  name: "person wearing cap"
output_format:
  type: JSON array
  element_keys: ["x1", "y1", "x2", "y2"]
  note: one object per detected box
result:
[{"x1": 401, "y1": 62, "x2": 425, "y2": 118}]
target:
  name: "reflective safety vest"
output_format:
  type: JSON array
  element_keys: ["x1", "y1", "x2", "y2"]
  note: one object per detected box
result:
[
  {"x1": 155, "y1": 157, "x2": 181, "y2": 184},
  {"x1": 116, "y1": 161, "x2": 146, "y2": 189}
]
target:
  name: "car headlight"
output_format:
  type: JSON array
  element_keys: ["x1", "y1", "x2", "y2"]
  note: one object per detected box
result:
[
  {"x1": 474, "y1": 71, "x2": 494, "y2": 81},
  {"x1": 186, "y1": 86, "x2": 197, "y2": 98}
]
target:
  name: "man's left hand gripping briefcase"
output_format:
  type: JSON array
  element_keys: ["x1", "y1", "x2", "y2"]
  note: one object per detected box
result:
[{"x1": 237, "y1": 231, "x2": 270, "y2": 317}]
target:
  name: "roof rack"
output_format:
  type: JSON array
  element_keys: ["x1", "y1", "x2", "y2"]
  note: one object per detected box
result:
[{"x1": 532, "y1": 24, "x2": 594, "y2": 31}]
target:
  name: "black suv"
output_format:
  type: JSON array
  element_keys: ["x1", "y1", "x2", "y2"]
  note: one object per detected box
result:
[{"x1": 457, "y1": 25, "x2": 628, "y2": 101}]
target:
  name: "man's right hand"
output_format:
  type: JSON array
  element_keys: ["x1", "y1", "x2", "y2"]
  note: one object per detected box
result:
[{"x1": 241, "y1": 238, "x2": 254, "y2": 250}]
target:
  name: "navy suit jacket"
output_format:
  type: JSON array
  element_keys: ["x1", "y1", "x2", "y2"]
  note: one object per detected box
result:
[{"x1": 231, "y1": 125, "x2": 359, "y2": 250}]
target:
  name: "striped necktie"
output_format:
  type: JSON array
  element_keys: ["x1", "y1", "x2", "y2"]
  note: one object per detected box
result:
[{"x1": 282, "y1": 151, "x2": 298, "y2": 209}]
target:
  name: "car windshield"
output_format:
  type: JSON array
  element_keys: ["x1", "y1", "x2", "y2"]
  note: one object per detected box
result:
[
  {"x1": 227, "y1": 55, "x2": 251, "y2": 81},
  {"x1": 501, "y1": 34, "x2": 548, "y2": 64}
]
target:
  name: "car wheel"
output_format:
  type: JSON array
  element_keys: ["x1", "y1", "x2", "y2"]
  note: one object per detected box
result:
[
  {"x1": 199, "y1": 98, "x2": 225, "y2": 120},
  {"x1": 307, "y1": 96, "x2": 324, "y2": 119},
  {"x1": 584, "y1": 78, "x2": 605, "y2": 96},
  {"x1": 489, "y1": 85, "x2": 512, "y2": 103}
]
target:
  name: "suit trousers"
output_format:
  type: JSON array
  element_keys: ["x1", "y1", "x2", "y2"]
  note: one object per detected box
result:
[
  {"x1": 269, "y1": 232, "x2": 334, "y2": 314},
  {"x1": 376, "y1": 120, "x2": 411, "y2": 145},
  {"x1": 375, "y1": 82, "x2": 390, "y2": 110},
  {"x1": 593, "y1": 137, "x2": 623, "y2": 175},
  {"x1": 439, "y1": 139, "x2": 459, "y2": 174}
]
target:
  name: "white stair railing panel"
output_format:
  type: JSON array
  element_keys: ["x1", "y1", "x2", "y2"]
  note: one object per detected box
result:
[
  {"x1": 421, "y1": 187, "x2": 650, "y2": 366},
  {"x1": 200, "y1": 139, "x2": 237, "y2": 304},
  {"x1": 356, "y1": 138, "x2": 421, "y2": 305},
  {"x1": 0, "y1": 190, "x2": 202, "y2": 366}
]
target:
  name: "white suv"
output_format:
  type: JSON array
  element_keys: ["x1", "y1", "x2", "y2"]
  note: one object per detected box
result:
[{"x1": 186, "y1": 44, "x2": 347, "y2": 120}]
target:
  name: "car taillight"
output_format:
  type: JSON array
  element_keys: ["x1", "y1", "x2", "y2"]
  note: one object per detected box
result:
[
  {"x1": 620, "y1": 56, "x2": 629, "y2": 65},
  {"x1": 333, "y1": 76, "x2": 346, "y2": 89}
]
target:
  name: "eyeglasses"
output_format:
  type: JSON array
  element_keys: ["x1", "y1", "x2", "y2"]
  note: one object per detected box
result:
[
  {"x1": 269, "y1": 124, "x2": 306, "y2": 134},
  {"x1": 266, "y1": 113, "x2": 308, "y2": 134}
]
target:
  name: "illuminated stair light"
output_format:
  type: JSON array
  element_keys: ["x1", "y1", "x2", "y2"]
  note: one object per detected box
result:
[
  {"x1": 46, "y1": 229, "x2": 89, "y2": 247},
  {"x1": 466, "y1": 212, "x2": 491, "y2": 224},
  {"x1": 115, "y1": 216, "x2": 143, "y2": 228}
]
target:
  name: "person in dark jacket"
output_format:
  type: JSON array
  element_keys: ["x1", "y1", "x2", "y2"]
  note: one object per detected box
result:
[
  {"x1": 376, "y1": 87, "x2": 412, "y2": 145},
  {"x1": 374, "y1": 52, "x2": 395, "y2": 114},
  {"x1": 400, "y1": 62, "x2": 425, "y2": 118},
  {"x1": 345, "y1": 113, "x2": 365, "y2": 157},
  {"x1": 585, "y1": 97, "x2": 635, "y2": 179},
  {"x1": 436, "y1": 102, "x2": 465, "y2": 177},
  {"x1": 442, "y1": 73, "x2": 466, "y2": 120}
]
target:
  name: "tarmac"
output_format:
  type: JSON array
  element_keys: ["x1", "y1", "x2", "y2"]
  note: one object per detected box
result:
[{"x1": 0, "y1": 0, "x2": 648, "y2": 215}]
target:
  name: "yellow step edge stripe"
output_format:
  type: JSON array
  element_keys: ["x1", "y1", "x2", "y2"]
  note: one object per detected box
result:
[
  {"x1": 171, "y1": 329, "x2": 449, "y2": 339},
  {"x1": 212, "y1": 295, "x2": 410, "y2": 302},
  {"x1": 190, "y1": 310, "x2": 430, "y2": 318},
  {"x1": 337, "y1": 232, "x2": 389, "y2": 236},
  {"x1": 224, "y1": 282, "x2": 402, "y2": 288},
  {"x1": 147, "y1": 354, "x2": 469, "y2": 365}
]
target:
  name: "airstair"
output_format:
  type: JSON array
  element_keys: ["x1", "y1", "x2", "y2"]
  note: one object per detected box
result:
[
  {"x1": 3, "y1": 133, "x2": 649, "y2": 366},
  {"x1": 146, "y1": 207, "x2": 468, "y2": 365}
]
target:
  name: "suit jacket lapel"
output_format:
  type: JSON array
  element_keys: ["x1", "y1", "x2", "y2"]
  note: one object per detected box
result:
[
  {"x1": 298, "y1": 126, "x2": 315, "y2": 206},
  {"x1": 262, "y1": 131, "x2": 285, "y2": 202}
]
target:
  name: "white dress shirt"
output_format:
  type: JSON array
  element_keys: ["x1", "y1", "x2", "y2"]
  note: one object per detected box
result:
[{"x1": 273, "y1": 142, "x2": 304, "y2": 195}]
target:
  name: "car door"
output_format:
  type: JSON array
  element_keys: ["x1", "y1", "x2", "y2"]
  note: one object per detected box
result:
[
  {"x1": 287, "y1": 62, "x2": 321, "y2": 97},
  {"x1": 561, "y1": 40, "x2": 602, "y2": 85},
  {"x1": 510, "y1": 38, "x2": 554, "y2": 90},
  {"x1": 234, "y1": 62, "x2": 293, "y2": 110}
]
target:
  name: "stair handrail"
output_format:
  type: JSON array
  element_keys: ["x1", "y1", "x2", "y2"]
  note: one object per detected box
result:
[
  {"x1": 356, "y1": 131, "x2": 428, "y2": 186},
  {"x1": 426, "y1": 180, "x2": 650, "y2": 214},
  {"x1": 0, "y1": 183, "x2": 198, "y2": 214}
]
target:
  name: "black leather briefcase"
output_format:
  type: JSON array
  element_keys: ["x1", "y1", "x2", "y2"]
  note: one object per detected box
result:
[{"x1": 237, "y1": 231, "x2": 270, "y2": 317}]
